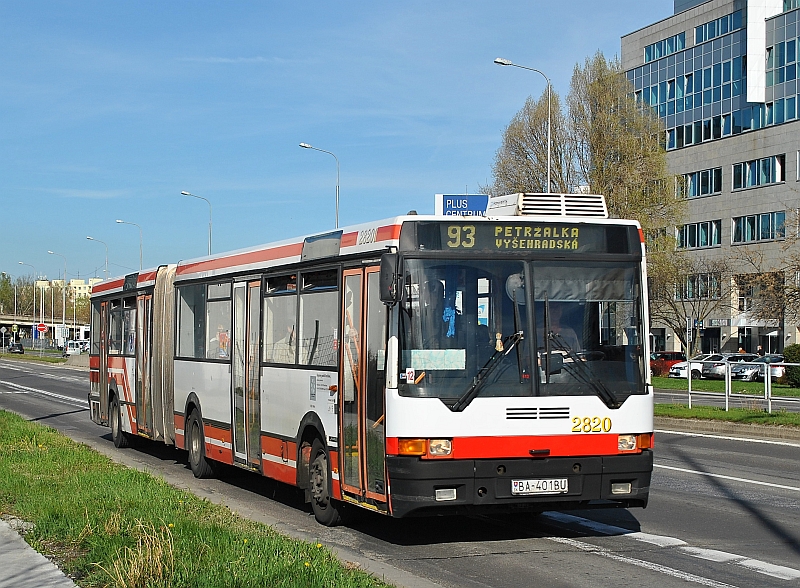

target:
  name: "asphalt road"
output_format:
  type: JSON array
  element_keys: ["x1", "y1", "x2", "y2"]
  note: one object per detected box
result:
[{"x1": 1, "y1": 358, "x2": 799, "y2": 588}]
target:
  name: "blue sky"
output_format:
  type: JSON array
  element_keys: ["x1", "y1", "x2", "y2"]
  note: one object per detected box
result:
[{"x1": 1, "y1": 1, "x2": 673, "y2": 281}]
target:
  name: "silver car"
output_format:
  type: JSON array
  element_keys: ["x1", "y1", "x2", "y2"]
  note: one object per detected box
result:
[
  {"x1": 668, "y1": 353, "x2": 713, "y2": 379},
  {"x1": 701, "y1": 353, "x2": 759, "y2": 379},
  {"x1": 730, "y1": 355, "x2": 785, "y2": 382}
]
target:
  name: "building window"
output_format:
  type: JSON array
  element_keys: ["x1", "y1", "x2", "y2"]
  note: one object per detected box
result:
[
  {"x1": 677, "y1": 220, "x2": 722, "y2": 249},
  {"x1": 695, "y1": 10, "x2": 743, "y2": 45},
  {"x1": 678, "y1": 273, "x2": 721, "y2": 300},
  {"x1": 644, "y1": 32, "x2": 686, "y2": 63},
  {"x1": 787, "y1": 0, "x2": 800, "y2": 11},
  {"x1": 678, "y1": 168, "x2": 722, "y2": 198},
  {"x1": 732, "y1": 155, "x2": 785, "y2": 190},
  {"x1": 732, "y1": 211, "x2": 786, "y2": 243}
]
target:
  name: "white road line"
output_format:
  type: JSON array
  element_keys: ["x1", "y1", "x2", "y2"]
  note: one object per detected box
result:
[
  {"x1": 654, "y1": 464, "x2": 800, "y2": 492},
  {"x1": 656, "y1": 429, "x2": 800, "y2": 448},
  {"x1": 547, "y1": 536, "x2": 739, "y2": 588},
  {"x1": 542, "y1": 512, "x2": 687, "y2": 546},
  {"x1": 0, "y1": 380, "x2": 87, "y2": 408},
  {"x1": 544, "y1": 512, "x2": 800, "y2": 581}
]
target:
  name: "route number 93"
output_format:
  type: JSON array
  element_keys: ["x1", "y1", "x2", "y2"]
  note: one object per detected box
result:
[
  {"x1": 447, "y1": 225, "x2": 476, "y2": 248},
  {"x1": 571, "y1": 416, "x2": 612, "y2": 433}
]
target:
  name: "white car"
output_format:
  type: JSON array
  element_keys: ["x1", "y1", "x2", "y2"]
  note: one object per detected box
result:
[
  {"x1": 63, "y1": 340, "x2": 82, "y2": 357},
  {"x1": 668, "y1": 353, "x2": 713, "y2": 379}
]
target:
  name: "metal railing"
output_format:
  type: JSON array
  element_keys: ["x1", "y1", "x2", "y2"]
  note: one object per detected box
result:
[{"x1": 684, "y1": 359, "x2": 800, "y2": 413}]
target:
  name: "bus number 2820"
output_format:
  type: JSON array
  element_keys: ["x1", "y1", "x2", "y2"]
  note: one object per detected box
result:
[{"x1": 571, "y1": 416, "x2": 612, "y2": 433}]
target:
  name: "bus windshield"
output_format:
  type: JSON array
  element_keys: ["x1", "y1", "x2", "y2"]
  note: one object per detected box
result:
[{"x1": 397, "y1": 258, "x2": 645, "y2": 406}]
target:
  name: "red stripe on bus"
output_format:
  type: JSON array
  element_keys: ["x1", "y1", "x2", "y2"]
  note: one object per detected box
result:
[
  {"x1": 137, "y1": 270, "x2": 158, "y2": 283},
  {"x1": 386, "y1": 434, "x2": 626, "y2": 459},
  {"x1": 92, "y1": 278, "x2": 125, "y2": 294},
  {"x1": 174, "y1": 414, "x2": 186, "y2": 450},
  {"x1": 89, "y1": 356, "x2": 100, "y2": 368},
  {"x1": 340, "y1": 231, "x2": 358, "y2": 247},
  {"x1": 376, "y1": 224, "x2": 402, "y2": 242},
  {"x1": 177, "y1": 243, "x2": 304, "y2": 276},
  {"x1": 203, "y1": 424, "x2": 233, "y2": 464}
]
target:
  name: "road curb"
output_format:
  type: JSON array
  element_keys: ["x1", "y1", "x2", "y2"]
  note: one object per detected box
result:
[{"x1": 654, "y1": 416, "x2": 800, "y2": 442}]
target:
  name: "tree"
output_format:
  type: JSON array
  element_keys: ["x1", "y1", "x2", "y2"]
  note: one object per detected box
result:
[
  {"x1": 486, "y1": 51, "x2": 685, "y2": 234},
  {"x1": 647, "y1": 249, "x2": 736, "y2": 355},
  {"x1": 486, "y1": 92, "x2": 576, "y2": 195}
]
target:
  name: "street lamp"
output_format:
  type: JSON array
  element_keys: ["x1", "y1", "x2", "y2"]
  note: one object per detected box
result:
[
  {"x1": 180, "y1": 191, "x2": 212, "y2": 255},
  {"x1": 494, "y1": 57, "x2": 552, "y2": 193},
  {"x1": 299, "y1": 142, "x2": 340, "y2": 228},
  {"x1": 86, "y1": 236, "x2": 109, "y2": 280},
  {"x1": 47, "y1": 250, "x2": 67, "y2": 332},
  {"x1": 116, "y1": 219, "x2": 143, "y2": 271}
]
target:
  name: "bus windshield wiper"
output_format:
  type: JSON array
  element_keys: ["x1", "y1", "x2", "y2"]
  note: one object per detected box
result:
[
  {"x1": 548, "y1": 332, "x2": 621, "y2": 409},
  {"x1": 448, "y1": 331, "x2": 524, "y2": 412}
]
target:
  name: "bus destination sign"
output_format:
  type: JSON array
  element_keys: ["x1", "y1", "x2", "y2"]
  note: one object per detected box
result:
[{"x1": 407, "y1": 221, "x2": 635, "y2": 256}]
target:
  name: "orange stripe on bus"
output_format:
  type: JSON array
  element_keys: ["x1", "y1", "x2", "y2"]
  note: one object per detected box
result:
[
  {"x1": 340, "y1": 231, "x2": 358, "y2": 247},
  {"x1": 386, "y1": 434, "x2": 626, "y2": 459},
  {"x1": 177, "y1": 243, "x2": 304, "y2": 275},
  {"x1": 376, "y1": 224, "x2": 402, "y2": 242}
]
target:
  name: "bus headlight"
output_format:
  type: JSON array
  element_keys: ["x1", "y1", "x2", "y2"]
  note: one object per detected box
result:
[
  {"x1": 428, "y1": 439, "x2": 452, "y2": 456},
  {"x1": 618, "y1": 435, "x2": 637, "y2": 451}
]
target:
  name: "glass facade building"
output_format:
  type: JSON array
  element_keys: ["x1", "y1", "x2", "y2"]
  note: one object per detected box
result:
[{"x1": 622, "y1": 0, "x2": 800, "y2": 354}]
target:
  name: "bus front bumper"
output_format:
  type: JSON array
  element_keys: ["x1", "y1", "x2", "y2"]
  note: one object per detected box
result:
[{"x1": 386, "y1": 451, "x2": 652, "y2": 518}]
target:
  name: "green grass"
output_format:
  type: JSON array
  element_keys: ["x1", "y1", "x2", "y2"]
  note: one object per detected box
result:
[
  {"x1": 652, "y1": 376, "x2": 800, "y2": 397},
  {"x1": 655, "y1": 403, "x2": 800, "y2": 427},
  {"x1": 0, "y1": 350, "x2": 67, "y2": 364},
  {"x1": 0, "y1": 411, "x2": 393, "y2": 588}
]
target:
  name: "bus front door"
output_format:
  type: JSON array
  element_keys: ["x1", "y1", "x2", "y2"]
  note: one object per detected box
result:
[
  {"x1": 232, "y1": 281, "x2": 262, "y2": 469},
  {"x1": 340, "y1": 267, "x2": 387, "y2": 507}
]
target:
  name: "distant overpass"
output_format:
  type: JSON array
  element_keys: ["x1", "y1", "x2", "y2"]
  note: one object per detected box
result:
[{"x1": 0, "y1": 313, "x2": 88, "y2": 341}]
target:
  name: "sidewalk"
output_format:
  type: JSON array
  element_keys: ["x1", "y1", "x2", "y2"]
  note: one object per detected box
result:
[{"x1": 0, "y1": 517, "x2": 77, "y2": 588}]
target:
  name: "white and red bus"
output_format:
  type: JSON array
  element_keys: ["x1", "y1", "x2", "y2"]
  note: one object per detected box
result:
[{"x1": 89, "y1": 193, "x2": 653, "y2": 525}]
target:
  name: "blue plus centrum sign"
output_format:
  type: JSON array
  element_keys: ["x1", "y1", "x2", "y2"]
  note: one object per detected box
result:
[{"x1": 434, "y1": 194, "x2": 489, "y2": 217}]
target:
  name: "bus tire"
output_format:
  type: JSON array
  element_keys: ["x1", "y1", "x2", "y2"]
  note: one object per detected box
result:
[
  {"x1": 110, "y1": 395, "x2": 131, "y2": 449},
  {"x1": 309, "y1": 438, "x2": 342, "y2": 526},
  {"x1": 187, "y1": 411, "x2": 215, "y2": 479}
]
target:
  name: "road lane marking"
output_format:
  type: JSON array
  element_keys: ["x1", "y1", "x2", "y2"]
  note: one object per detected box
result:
[
  {"x1": 543, "y1": 512, "x2": 687, "y2": 546},
  {"x1": 547, "y1": 536, "x2": 738, "y2": 588},
  {"x1": 654, "y1": 464, "x2": 800, "y2": 492},
  {"x1": 0, "y1": 380, "x2": 87, "y2": 408},
  {"x1": 656, "y1": 429, "x2": 800, "y2": 448},
  {"x1": 544, "y1": 512, "x2": 800, "y2": 581}
]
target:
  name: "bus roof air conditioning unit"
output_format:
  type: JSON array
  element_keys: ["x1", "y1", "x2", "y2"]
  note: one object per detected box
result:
[{"x1": 487, "y1": 193, "x2": 608, "y2": 218}]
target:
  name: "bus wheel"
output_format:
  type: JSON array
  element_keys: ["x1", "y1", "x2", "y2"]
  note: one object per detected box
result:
[
  {"x1": 187, "y1": 411, "x2": 215, "y2": 479},
  {"x1": 110, "y1": 395, "x2": 131, "y2": 448},
  {"x1": 309, "y1": 438, "x2": 342, "y2": 526}
]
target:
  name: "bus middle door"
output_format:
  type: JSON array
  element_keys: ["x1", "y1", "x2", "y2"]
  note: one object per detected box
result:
[{"x1": 232, "y1": 281, "x2": 262, "y2": 470}]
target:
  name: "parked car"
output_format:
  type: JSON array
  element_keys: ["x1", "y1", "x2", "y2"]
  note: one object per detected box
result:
[
  {"x1": 730, "y1": 354, "x2": 785, "y2": 382},
  {"x1": 8, "y1": 343, "x2": 24, "y2": 354},
  {"x1": 650, "y1": 351, "x2": 686, "y2": 376},
  {"x1": 668, "y1": 353, "x2": 713, "y2": 379},
  {"x1": 62, "y1": 340, "x2": 82, "y2": 357},
  {"x1": 701, "y1": 353, "x2": 759, "y2": 379}
]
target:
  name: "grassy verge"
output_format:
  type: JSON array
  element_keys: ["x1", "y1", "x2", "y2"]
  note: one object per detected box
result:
[
  {"x1": 0, "y1": 351, "x2": 67, "y2": 364},
  {"x1": 0, "y1": 411, "x2": 392, "y2": 588},
  {"x1": 652, "y1": 376, "x2": 800, "y2": 398},
  {"x1": 655, "y1": 403, "x2": 800, "y2": 427}
]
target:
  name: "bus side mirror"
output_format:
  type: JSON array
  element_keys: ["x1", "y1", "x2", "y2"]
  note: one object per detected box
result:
[{"x1": 379, "y1": 253, "x2": 401, "y2": 305}]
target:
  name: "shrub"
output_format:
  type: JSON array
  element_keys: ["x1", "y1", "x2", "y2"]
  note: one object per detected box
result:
[{"x1": 783, "y1": 343, "x2": 800, "y2": 387}]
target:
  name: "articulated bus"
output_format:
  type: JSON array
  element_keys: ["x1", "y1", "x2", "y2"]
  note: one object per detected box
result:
[{"x1": 89, "y1": 193, "x2": 653, "y2": 525}]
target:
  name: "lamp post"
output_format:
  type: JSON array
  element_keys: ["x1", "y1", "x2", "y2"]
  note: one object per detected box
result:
[
  {"x1": 86, "y1": 236, "x2": 109, "y2": 280},
  {"x1": 47, "y1": 251, "x2": 67, "y2": 338},
  {"x1": 299, "y1": 142, "x2": 340, "y2": 228},
  {"x1": 18, "y1": 262, "x2": 36, "y2": 329},
  {"x1": 180, "y1": 191, "x2": 212, "y2": 255},
  {"x1": 116, "y1": 219, "x2": 143, "y2": 271},
  {"x1": 494, "y1": 58, "x2": 552, "y2": 193}
]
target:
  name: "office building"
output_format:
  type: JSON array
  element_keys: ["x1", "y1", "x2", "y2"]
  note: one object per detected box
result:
[{"x1": 622, "y1": 0, "x2": 800, "y2": 354}]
